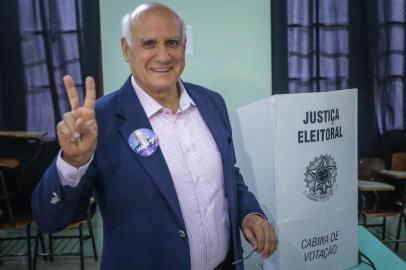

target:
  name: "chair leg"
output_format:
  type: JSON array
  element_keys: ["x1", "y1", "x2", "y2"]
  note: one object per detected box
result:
[
  {"x1": 87, "y1": 218, "x2": 98, "y2": 260},
  {"x1": 26, "y1": 223, "x2": 32, "y2": 270},
  {"x1": 39, "y1": 233, "x2": 47, "y2": 261},
  {"x1": 48, "y1": 234, "x2": 53, "y2": 261},
  {"x1": 401, "y1": 211, "x2": 406, "y2": 250},
  {"x1": 79, "y1": 224, "x2": 84, "y2": 270},
  {"x1": 395, "y1": 213, "x2": 403, "y2": 251},
  {"x1": 33, "y1": 231, "x2": 40, "y2": 270},
  {"x1": 382, "y1": 217, "x2": 386, "y2": 240},
  {"x1": 0, "y1": 170, "x2": 15, "y2": 227}
]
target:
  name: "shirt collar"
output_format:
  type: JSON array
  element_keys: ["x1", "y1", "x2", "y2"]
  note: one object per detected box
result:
[{"x1": 131, "y1": 76, "x2": 195, "y2": 118}]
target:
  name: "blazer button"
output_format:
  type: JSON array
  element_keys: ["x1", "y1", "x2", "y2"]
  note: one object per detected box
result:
[{"x1": 178, "y1": 230, "x2": 186, "y2": 238}]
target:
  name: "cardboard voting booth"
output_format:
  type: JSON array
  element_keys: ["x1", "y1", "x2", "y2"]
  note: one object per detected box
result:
[{"x1": 233, "y1": 89, "x2": 358, "y2": 270}]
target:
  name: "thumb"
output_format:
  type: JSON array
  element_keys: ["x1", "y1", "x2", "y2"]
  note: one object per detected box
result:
[{"x1": 243, "y1": 226, "x2": 257, "y2": 250}]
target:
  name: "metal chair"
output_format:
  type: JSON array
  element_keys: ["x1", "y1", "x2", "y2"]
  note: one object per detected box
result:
[
  {"x1": 0, "y1": 132, "x2": 48, "y2": 269},
  {"x1": 389, "y1": 152, "x2": 406, "y2": 250},
  {"x1": 358, "y1": 158, "x2": 404, "y2": 250},
  {"x1": 0, "y1": 158, "x2": 45, "y2": 270},
  {"x1": 33, "y1": 197, "x2": 98, "y2": 270},
  {"x1": 0, "y1": 159, "x2": 19, "y2": 226}
]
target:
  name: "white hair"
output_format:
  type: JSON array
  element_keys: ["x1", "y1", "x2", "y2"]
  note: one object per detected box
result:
[
  {"x1": 121, "y1": 14, "x2": 132, "y2": 45},
  {"x1": 121, "y1": 4, "x2": 186, "y2": 46}
]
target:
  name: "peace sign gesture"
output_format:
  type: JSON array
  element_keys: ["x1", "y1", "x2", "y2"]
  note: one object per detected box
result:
[{"x1": 57, "y1": 75, "x2": 98, "y2": 168}]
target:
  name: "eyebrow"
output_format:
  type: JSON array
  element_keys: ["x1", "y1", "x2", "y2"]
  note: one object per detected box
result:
[
  {"x1": 138, "y1": 36, "x2": 182, "y2": 42},
  {"x1": 138, "y1": 38, "x2": 155, "y2": 43}
]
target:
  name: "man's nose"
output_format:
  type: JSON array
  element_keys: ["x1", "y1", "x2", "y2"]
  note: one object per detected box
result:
[{"x1": 155, "y1": 44, "x2": 171, "y2": 62}]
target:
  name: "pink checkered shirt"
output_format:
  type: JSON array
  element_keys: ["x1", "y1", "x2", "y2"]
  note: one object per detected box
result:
[{"x1": 57, "y1": 76, "x2": 230, "y2": 270}]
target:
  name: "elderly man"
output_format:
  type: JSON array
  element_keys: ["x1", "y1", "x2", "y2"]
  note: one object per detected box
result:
[{"x1": 32, "y1": 3, "x2": 277, "y2": 270}]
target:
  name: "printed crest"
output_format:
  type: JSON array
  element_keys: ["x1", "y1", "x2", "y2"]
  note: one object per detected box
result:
[{"x1": 303, "y1": 154, "x2": 337, "y2": 202}]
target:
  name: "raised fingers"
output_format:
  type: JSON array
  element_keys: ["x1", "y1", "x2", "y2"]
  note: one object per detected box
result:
[
  {"x1": 84, "y1": 77, "x2": 96, "y2": 110},
  {"x1": 64, "y1": 75, "x2": 80, "y2": 111}
]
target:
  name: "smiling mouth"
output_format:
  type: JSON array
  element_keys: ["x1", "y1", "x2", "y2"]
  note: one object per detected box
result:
[{"x1": 150, "y1": 67, "x2": 173, "y2": 73}]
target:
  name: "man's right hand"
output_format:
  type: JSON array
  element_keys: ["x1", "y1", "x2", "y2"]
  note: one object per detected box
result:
[{"x1": 57, "y1": 75, "x2": 98, "y2": 168}]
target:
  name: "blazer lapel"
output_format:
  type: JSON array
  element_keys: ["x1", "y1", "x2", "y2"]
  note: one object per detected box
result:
[
  {"x1": 185, "y1": 84, "x2": 235, "y2": 203},
  {"x1": 115, "y1": 78, "x2": 185, "y2": 227}
]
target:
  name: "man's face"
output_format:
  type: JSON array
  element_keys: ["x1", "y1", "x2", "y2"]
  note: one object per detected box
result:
[{"x1": 122, "y1": 8, "x2": 186, "y2": 96}]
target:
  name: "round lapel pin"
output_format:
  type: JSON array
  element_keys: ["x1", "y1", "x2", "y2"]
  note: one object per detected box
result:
[{"x1": 128, "y1": 128, "x2": 159, "y2": 157}]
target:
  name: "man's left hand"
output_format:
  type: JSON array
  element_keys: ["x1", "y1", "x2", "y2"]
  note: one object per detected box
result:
[{"x1": 242, "y1": 214, "x2": 278, "y2": 257}]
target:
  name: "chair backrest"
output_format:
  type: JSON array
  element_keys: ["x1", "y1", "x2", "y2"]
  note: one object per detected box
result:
[
  {"x1": 358, "y1": 158, "x2": 386, "y2": 181},
  {"x1": 391, "y1": 152, "x2": 406, "y2": 171}
]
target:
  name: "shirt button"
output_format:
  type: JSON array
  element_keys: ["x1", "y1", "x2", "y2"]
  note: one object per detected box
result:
[{"x1": 178, "y1": 230, "x2": 186, "y2": 238}]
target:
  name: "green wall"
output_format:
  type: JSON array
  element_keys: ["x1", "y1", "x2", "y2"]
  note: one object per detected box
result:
[{"x1": 100, "y1": 0, "x2": 271, "y2": 109}]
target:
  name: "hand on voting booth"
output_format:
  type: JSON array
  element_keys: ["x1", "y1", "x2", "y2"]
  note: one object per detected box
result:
[{"x1": 242, "y1": 214, "x2": 278, "y2": 257}]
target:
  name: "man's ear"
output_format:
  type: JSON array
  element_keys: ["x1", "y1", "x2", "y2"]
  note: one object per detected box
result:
[
  {"x1": 182, "y1": 36, "x2": 187, "y2": 53},
  {"x1": 121, "y1": 37, "x2": 130, "y2": 62}
]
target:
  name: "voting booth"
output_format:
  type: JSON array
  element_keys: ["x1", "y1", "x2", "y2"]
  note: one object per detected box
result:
[{"x1": 233, "y1": 89, "x2": 358, "y2": 270}]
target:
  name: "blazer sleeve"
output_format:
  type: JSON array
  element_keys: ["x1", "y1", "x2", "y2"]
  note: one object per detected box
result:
[{"x1": 31, "y1": 158, "x2": 96, "y2": 233}]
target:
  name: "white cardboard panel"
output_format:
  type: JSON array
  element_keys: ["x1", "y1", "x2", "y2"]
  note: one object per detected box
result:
[
  {"x1": 265, "y1": 206, "x2": 358, "y2": 270},
  {"x1": 274, "y1": 90, "x2": 357, "y2": 221},
  {"x1": 234, "y1": 89, "x2": 358, "y2": 270}
]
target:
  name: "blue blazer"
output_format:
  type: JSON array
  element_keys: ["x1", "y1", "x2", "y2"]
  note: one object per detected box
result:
[{"x1": 32, "y1": 77, "x2": 264, "y2": 270}]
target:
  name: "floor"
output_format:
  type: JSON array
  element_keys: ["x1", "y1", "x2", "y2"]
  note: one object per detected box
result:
[
  {"x1": 0, "y1": 216, "x2": 405, "y2": 270},
  {"x1": 0, "y1": 257, "x2": 99, "y2": 270},
  {"x1": 0, "y1": 225, "x2": 101, "y2": 270}
]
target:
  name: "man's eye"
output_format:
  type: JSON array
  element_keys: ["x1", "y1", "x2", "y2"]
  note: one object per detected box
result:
[
  {"x1": 167, "y1": 39, "x2": 179, "y2": 48},
  {"x1": 141, "y1": 40, "x2": 155, "y2": 48}
]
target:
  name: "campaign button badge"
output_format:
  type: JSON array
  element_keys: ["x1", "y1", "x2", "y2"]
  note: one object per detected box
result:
[{"x1": 128, "y1": 128, "x2": 159, "y2": 157}]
